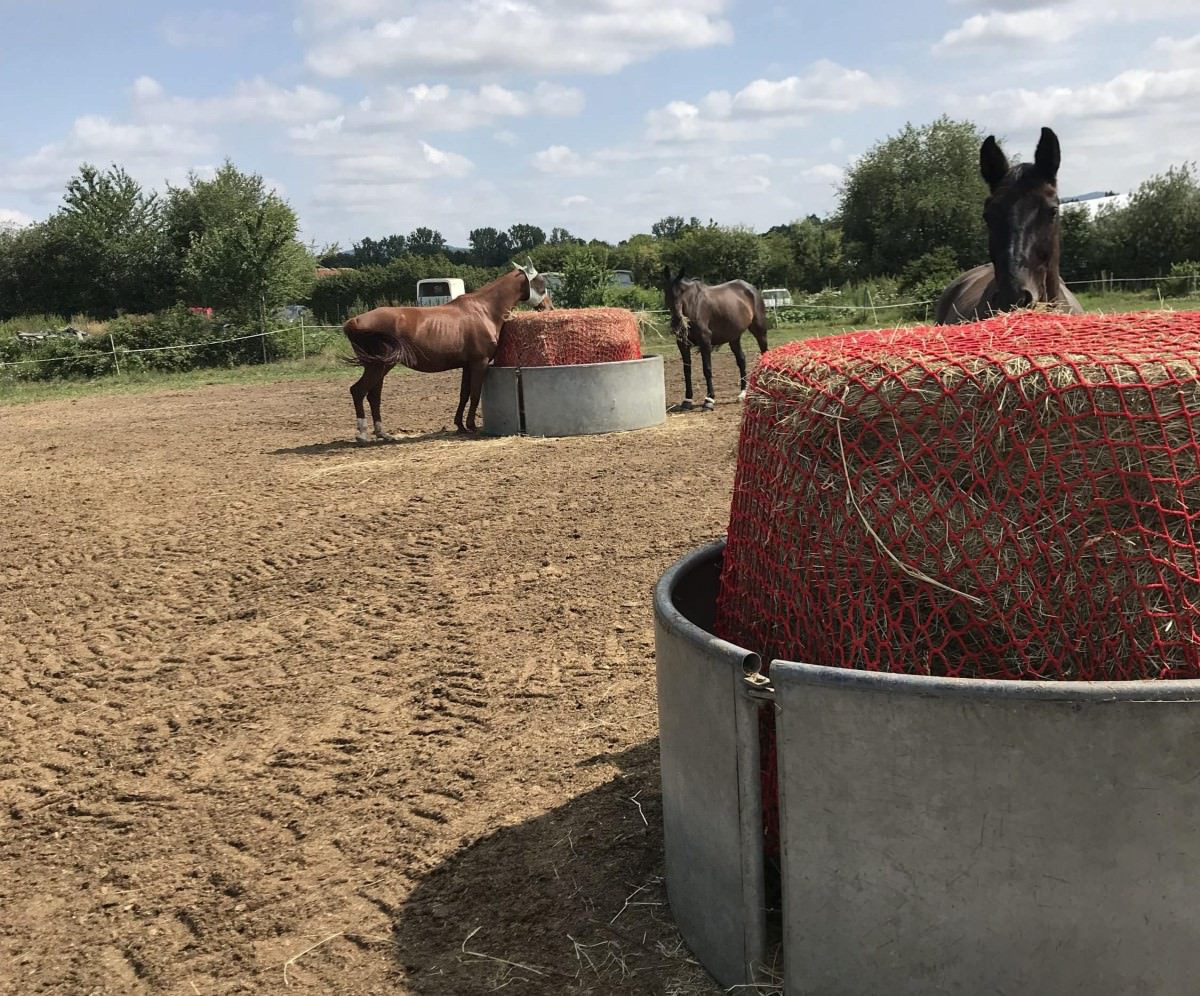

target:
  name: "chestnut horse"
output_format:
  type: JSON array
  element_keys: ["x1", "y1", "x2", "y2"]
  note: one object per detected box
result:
[
  {"x1": 935, "y1": 126, "x2": 1082, "y2": 324},
  {"x1": 662, "y1": 267, "x2": 769, "y2": 411},
  {"x1": 343, "y1": 261, "x2": 548, "y2": 443}
]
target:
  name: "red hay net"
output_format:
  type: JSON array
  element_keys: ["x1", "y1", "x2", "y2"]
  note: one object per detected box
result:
[
  {"x1": 494, "y1": 308, "x2": 642, "y2": 368},
  {"x1": 713, "y1": 310, "x2": 1200, "y2": 855},
  {"x1": 716, "y1": 310, "x2": 1200, "y2": 682}
]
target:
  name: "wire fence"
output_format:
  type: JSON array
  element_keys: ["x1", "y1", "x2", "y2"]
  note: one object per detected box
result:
[
  {"x1": 0, "y1": 322, "x2": 346, "y2": 375},
  {"x1": 4, "y1": 271, "x2": 1198, "y2": 377}
]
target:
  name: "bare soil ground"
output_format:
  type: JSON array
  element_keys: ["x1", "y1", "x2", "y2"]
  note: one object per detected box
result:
[{"x1": 0, "y1": 358, "x2": 749, "y2": 995}]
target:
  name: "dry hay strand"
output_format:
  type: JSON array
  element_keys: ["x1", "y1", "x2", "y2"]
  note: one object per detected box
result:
[
  {"x1": 494, "y1": 307, "x2": 642, "y2": 368},
  {"x1": 717, "y1": 309, "x2": 1200, "y2": 681}
]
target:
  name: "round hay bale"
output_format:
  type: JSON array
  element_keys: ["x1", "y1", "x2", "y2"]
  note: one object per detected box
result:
[
  {"x1": 494, "y1": 307, "x2": 641, "y2": 368},
  {"x1": 715, "y1": 310, "x2": 1200, "y2": 683}
]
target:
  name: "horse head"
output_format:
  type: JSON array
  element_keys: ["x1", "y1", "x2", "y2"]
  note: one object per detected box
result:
[
  {"x1": 512, "y1": 258, "x2": 548, "y2": 309},
  {"x1": 979, "y1": 126, "x2": 1064, "y2": 311},
  {"x1": 662, "y1": 266, "x2": 691, "y2": 337}
]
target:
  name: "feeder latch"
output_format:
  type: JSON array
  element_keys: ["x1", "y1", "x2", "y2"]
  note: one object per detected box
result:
[{"x1": 742, "y1": 670, "x2": 775, "y2": 702}]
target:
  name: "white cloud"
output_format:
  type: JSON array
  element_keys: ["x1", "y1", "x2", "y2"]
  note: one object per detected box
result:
[
  {"x1": 306, "y1": 139, "x2": 473, "y2": 206},
  {"x1": 562, "y1": 194, "x2": 591, "y2": 206},
  {"x1": 289, "y1": 116, "x2": 346, "y2": 143},
  {"x1": 1155, "y1": 32, "x2": 1200, "y2": 58},
  {"x1": 303, "y1": 0, "x2": 734, "y2": 77},
  {"x1": 531, "y1": 145, "x2": 597, "y2": 176},
  {"x1": 935, "y1": 9, "x2": 1073, "y2": 51},
  {"x1": 0, "y1": 115, "x2": 215, "y2": 197},
  {"x1": 643, "y1": 61, "x2": 898, "y2": 144},
  {"x1": 950, "y1": 66, "x2": 1200, "y2": 127},
  {"x1": 0, "y1": 207, "x2": 33, "y2": 229},
  {"x1": 937, "y1": 0, "x2": 1200, "y2": 51},
  {"x1": 803, "y1": 163, "x2": 844, "y2": 184},
  {"x1": 132, "y1": 76, "x2": 342, "y2": 125},
  {"x1": 354, "y1": 81, "x2": 584, "y2": 132},
  {"x1": 945, "y1": 58, "x2": 1200, "y2": 202}
]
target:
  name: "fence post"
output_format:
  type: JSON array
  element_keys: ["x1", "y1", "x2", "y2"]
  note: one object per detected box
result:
[
  {"x1": 300, "y1": 316, "x2": 307, "y2": 361},
  {"x1": 109, "y1": 334, "x2": 121, "y2": 375}
]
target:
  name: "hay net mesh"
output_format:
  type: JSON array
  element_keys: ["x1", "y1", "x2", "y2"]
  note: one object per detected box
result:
[
  {"x1": 494, "y1": 307, "x2": 642, "y2": 367},
  {"x1": 714, "y1": 311, "x2": 1200, "y2": 684}
]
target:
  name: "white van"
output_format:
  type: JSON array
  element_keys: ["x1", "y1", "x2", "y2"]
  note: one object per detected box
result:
[
  {"x1": 416, "y1": 278, "x2": 466, "y2": 306},
  {"x1": 762, "y1": 288, "x2": 793, "y2": 308}
]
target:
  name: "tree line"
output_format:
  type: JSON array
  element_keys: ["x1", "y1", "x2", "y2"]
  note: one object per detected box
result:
[{"x1": 2, "y1": 117, "x2": 1198, "y2": 327}]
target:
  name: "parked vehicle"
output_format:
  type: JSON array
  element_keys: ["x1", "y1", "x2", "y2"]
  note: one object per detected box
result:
[
  {"x1": 416, "y1": 278, "x2": 466, "y2": 307},
  {"x1": 762, "y1": 288, "x2": 794, "y2": 308}
]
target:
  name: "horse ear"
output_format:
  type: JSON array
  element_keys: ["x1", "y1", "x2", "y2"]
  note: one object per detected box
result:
[
  {"x1": 1034, "y1": 126, "x2": 1061, "y2": 182},
  {"x1": 979, "y1": 135, "x2": 1009, "y2": 191}
]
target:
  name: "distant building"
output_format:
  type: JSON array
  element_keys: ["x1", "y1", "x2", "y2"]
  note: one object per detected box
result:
[{"x1": 1061, "y1": 191, "x2": 1131, "y2": 218}]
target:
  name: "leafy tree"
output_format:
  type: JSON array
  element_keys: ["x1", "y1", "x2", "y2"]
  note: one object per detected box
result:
[
  {"x1": 349, "y1": 235, "x2": 406, "y2": 266},
  {"x1": 557, "y1": 246, "x2": 610, "y2": 308},
  {"x1": 1058, "y1": 205, "x2": 1096, "y2": 283},
  {"x1": 761, "y1": 216, "x2": 846, "y2": 291},
  {"x1": 48, "y1": 163, "x2": 171, "y2": 316},
  {"x1": 651, "y1": 216, "x2": 701, "y2": 240},
  {"x1": 1094, "y1": 164, "x2": 1200, "y2": 277},
  {"x1": 407, "y1": 226, "x2": 447, "y2": 256},
  {"x1": 614, "y1": 233, "x2": 662, "y2": 288},
  {"x1": 837, "y1": 116, "x2": 988, "y2": 279},
  {"x1": 661, "y1": 223, "x2": 765, "y2": 284},
  {"x1": 169, "y1": 163, "x2": 314, "y2": 330},
  {"x1": 468, "y1": 226, "x2": 512, "y2": 267},
  {"x1": 506, "y1": 223, "x2": 546, "y2": 257},
  {"x1": 548, "y1": 227, "x2": 580, "y2": 245}
]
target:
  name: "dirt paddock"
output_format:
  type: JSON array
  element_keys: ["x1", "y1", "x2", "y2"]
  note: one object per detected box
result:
[{"x1": 0, "y1": 357, "x2": 750, "y2": 995}]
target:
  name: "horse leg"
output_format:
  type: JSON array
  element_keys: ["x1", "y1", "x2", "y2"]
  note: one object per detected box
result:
[
  {"x1": 699, "y1": 336, "x2": 716, "y2": 411},
  {"x1": 673, "y1": 338, "x2": 695, "y2": 412},
  {"x1": 463, "y1": 360, "x2": 488, "y2": 434},
  {"x1": 368, "y1": 364, "x2": 399, "y2": 441},
  {"x1": 730, "y1": 337, "x2": 750, "y2": 402},
  {"x1": 350, "y1": 366, "x2": 374, "y2": 445},
  {"x1": 454, "y1": 367, "x2": 471, "y2": 433}
]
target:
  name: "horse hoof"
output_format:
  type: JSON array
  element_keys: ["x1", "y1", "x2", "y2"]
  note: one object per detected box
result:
[
  {"x1": 355, "y1": 435, "x2": 373, "y2": 446},
  {"x1": 669, "y1": 400, "x2": 695, "y2": 413},
  {"x1": 702, "y1": 399, "x2": 716, "y2": 412}
]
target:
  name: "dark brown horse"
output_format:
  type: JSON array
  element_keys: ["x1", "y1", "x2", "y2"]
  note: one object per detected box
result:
[
  {"x1": 662, "y1": 267, "x2": 769, "y2": 411},
  {"x1": 935, "y1": 126, "x2": 1082, "y2": 324},
  {"x1": 344, "y1": 261, "x2": 548, "y2": 442}
]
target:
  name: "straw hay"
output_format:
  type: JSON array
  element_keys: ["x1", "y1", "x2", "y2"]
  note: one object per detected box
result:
[
  {"x1": 495, "y1": 307, "x2": 641, "y2": 368},
  {"x1": 716, "y1": 310, "x2": 1200, "y2": 680}
]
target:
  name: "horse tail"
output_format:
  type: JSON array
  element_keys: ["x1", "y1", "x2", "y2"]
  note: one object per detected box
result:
[{"x1": 342, "y1": 316, "x2": 418, "y2": 368}]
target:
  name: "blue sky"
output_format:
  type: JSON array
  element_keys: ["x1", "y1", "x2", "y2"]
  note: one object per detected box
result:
[{"x1": 1, "y1": 0, "x2": 1198, "y2": 251}]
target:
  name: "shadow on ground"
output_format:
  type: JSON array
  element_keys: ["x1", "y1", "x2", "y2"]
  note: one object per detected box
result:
[
  {"x1": 270, "y1": 431, "x2": 473, "y2": 456},
  {"x1": 391, "y1": 740, "x2": 719, "y2": 996}
]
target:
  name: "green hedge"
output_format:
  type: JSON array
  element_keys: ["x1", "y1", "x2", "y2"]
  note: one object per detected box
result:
[{"x1": 0, "y1": 306, "x2": 298, "y2": 381}]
